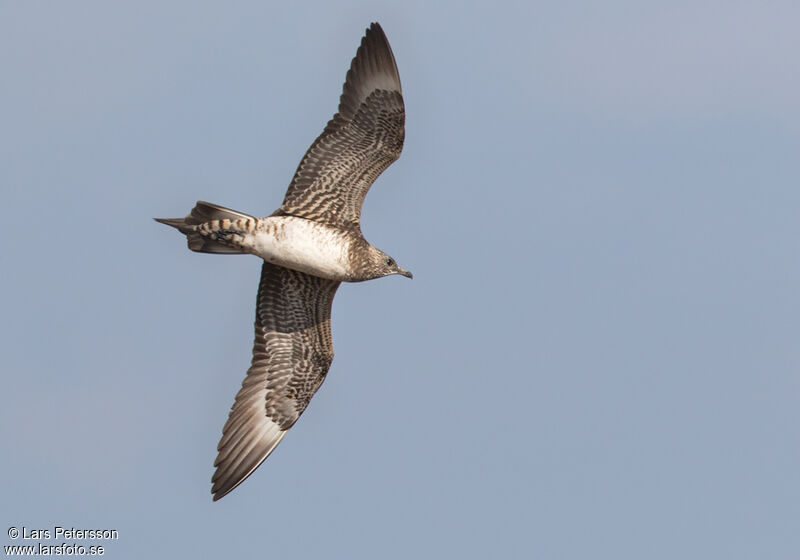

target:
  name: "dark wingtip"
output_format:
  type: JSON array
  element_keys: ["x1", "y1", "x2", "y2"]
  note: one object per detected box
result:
[
  {"x1": 211, "y1": 481, "x2": 226, "y2": 502},
  {"x1": 211, "y1": 478, "x2": 238, "y2": 502},
  {"x1": 365, "y1": 22, "x2": 389, "y2": 50}
]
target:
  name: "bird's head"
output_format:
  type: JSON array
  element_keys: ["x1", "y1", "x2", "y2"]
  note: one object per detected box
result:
[{"x1": 356, "y1": 245, "x2": 412, "y2": 281}]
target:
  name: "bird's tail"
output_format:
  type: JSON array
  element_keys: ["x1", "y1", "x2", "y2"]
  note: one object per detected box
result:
[{"x1": 155, "y1": 201, "x2": 257, "y2": 254}]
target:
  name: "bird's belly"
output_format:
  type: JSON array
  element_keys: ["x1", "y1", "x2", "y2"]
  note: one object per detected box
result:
[{"x1": 252, "y1": 217, "x2": 350, "y2": 280}]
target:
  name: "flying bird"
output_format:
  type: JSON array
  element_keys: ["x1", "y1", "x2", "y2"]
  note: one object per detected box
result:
[{"x1": 156, "y1": 22, "x2": 411, "y2": 501}]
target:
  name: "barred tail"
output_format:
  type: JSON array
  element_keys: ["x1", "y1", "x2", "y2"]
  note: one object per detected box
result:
[{"x1": 155, "y1": 201, "x2": 256, "y2": 254}]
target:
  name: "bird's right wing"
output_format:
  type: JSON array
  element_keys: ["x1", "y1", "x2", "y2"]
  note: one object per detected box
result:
[{"x1": 211, "y1": 262, "x2": 340, "y2": 501}]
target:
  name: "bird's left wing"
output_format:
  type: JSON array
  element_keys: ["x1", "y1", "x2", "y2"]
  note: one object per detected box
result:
[
  {"x1": 211, "y1": 262, "x2": 340, "y2": 501},
  {"x1": 275, "y1": 22, "x2": 404, "y2": 231}
]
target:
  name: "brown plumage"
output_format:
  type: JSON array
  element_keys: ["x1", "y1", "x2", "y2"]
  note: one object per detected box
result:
[
  {"x1": 275, "y1": 23, "x2": 405, "y2": 230},
  {"x1": 211, "y1": 263, "x2": 340, "y2": 500},
  {"x1": 156, "y1": 22, "x2": 411, "y2": 501}
]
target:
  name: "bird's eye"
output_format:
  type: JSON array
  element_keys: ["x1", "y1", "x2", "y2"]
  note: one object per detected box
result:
[{"x1": 385, "y1": 258, "x2": 395, "y2": 267}]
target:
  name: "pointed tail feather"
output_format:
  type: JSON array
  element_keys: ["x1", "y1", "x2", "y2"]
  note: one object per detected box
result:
[{"x1": 155, "y1": 201, "x2": 257, "y2": 254}]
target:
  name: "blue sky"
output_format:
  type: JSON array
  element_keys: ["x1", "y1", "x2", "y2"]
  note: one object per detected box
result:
[{"x1": 2, "y1": 1, "x2": 799, "y2": 558}]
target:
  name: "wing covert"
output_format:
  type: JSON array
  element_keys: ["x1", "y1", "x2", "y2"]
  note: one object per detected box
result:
[
  {"x1": 211, "y1": 262, "x2": 340, "y2": 500},
  {"x1": 276, "y1": 22, "x2": 405, "y2": 230}
]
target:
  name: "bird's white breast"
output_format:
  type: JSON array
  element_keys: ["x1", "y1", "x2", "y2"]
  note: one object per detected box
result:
[{"x1": 252, "y1": 217, "x2": 351, "y2": 280}]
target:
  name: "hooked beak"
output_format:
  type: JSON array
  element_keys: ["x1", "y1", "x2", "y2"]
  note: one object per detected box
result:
[{"x1": 398, "y1": 268, "x2": 413, "y2": 279}]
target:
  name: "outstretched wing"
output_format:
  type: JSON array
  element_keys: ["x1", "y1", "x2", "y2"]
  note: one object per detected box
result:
[
  {"x1": 211, "y1": 262, "x2": 340, "y2": 501},
  {"x1": 275, "y1": 22, "x2": 405, "y2": 231}
]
